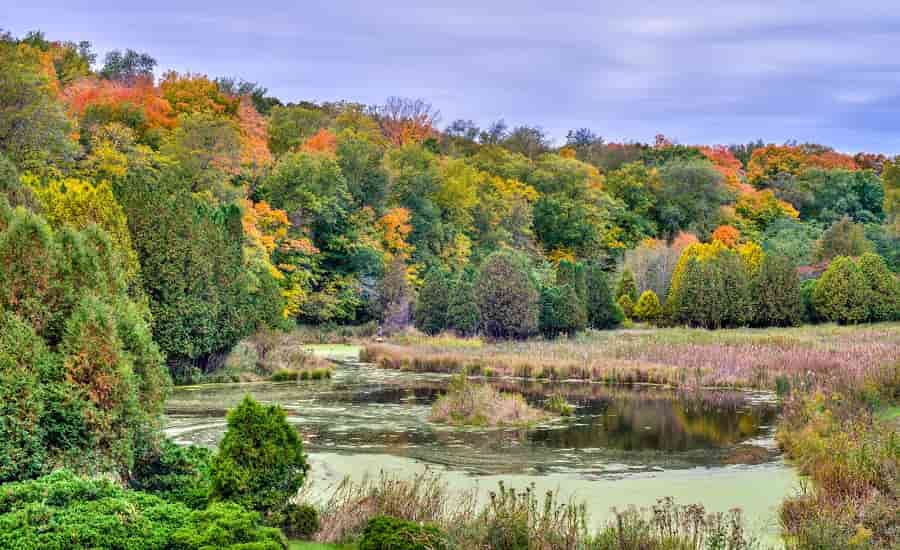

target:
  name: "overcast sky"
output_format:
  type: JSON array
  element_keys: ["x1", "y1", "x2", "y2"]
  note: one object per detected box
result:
[{"x1": 6, "y1": 1, "x2": 900, "y2": 153}]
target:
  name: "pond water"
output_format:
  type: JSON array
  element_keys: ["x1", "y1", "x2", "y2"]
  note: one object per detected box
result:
[{"x1": 165, "y1": 350, "x2": 798, "y2": 540}]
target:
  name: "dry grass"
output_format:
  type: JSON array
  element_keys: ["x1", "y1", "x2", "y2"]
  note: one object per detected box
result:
[
  {"x1": 363, "y1": 323, "x2": 900, "y2": 392},
  {"x1": 429, "y1": 373, "x2": 546, "y2": 427}
]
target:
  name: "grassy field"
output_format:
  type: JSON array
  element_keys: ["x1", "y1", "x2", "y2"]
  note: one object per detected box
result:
[{"x1": 362, "y1": 323, "x2": 900, "y2": 392}]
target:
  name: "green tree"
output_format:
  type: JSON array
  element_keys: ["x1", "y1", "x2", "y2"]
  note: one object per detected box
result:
[
  {"x1": 796, "y1": 168, "x2": 884, "y2": 224},
  {"x1": 857, "y1": 253, "x2": 900, "y2": 322},
  {"x1": 751, "y1": 254, "x2": 802, "y2": 327},
  {"x1": 814, "y1": 217, "x2": 873, "y2": 262},
  {"x1": 447, "y1": 274, "x2": 481, "y2": 336},
  {"x1": 585, "y1": 263, "x2": 623, "y2": 329},
  {"x1": 812, "y1": 256, "x2": 869, "y2": 324},
  {"x1": 474, "y1": 250, "x2": 539, "y2": 339},
  {"x1": 539, "y1": 283, "x2": 587, "y2": 338},
  {"x1": 268, "y1": 105, "x2": 325, "y2": 156},
  {"x1": 654, "y1": 160, "x2": 732, "y2": 239},
  {"x1": 616, "y1": 294, "x2": 635, "y2": 319},
  {"x1": 415, "y1": 267, "x2": 453, "y2": 334},
  {"x1": 210, "y1": 395, "x2": 308, "y2": 515}
]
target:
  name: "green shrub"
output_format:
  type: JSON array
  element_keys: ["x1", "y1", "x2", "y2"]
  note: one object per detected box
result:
[
  {"x1": 751, "y1": 254, "x2": 802, "y2": 327},
  {"x1": 130, "y1": 439, "x2": 212, "y2": 509},
  {"x1": 169, "y1": 502, "x2": 287, "y2": 550},
  {"x1": 812, "y1": 256, "x2": 869, "y2": 324},
  {"x1": 800, "y1": 279, "x2": 819, "y2": 323},
  {"x1": 359, "y1": 515, "x2": 449, "y2": 550},
  {"x1": 210, "y1": 395, "x2": 309, "y2": 514},
  {"x1": 475, "y1": 250, "x2": 539, "y2": 339},
  {"x1": 632, "y1": 290, "x2": 662, "y2": 323},
  {"x1": 858, "y1": 252, "x2": 900, "y2": 322},
  {"x1": 669, "y1": 250, "x2": 752, "y2": 329},
  {"x1": 280, "y1": 503, "x2": 320, "y2": 539},
  {"x1": 544, "y1": 394, "x2": 574, "y2": 416},
  {"x1": 585, "y1": 263, "x2": 623, "y2": 329}
]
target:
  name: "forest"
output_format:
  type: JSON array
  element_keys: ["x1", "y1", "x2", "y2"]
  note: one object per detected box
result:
[{"x1": 0, "y1": 29, "x2": 898, "y2": 550}]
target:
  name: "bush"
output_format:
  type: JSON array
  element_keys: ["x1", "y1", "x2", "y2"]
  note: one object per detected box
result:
[
  {"x1": 585, "y1": 263, "x2": 623, "y2": 329},
  {"x1": 170, "y1": 502, "x2": 287, "y2": 550},
  {"x1": 359, "y1": 515, "x2": 449, "y2": 550},
  {"x1": 800, "y1": 279, "x2": 819, "y2": 324},
  {"x1": 129, "y1": 439, "x2": 212, "y2": 509},
  {"x1": 668, "y1": 247, "x2": 752, "y2": 329},
  {"x1": 0, "y1": 470, "x2": 286, "y2": 550},
  {"x1": 616, "y1": 294, "x2": 634, "y2": 319},
  {"x1": 632, "y1": 290, "x2": 662, "y2": 323},
  {"x1": 858, "y1": 253, "x2": 900, "y2": 322},
  {"x1": 280, "y1": 503, "x2": 320, "y2": 539},
  {"x1": 539, "y1": 283, "x2": 586, "y2": 338},
  {"x1": 812, "y1": 256, "x2": 869, "y2": 324},
  {"x1": 210, "y1": 396, "x2": 309, "y2": 515},
  {"x1": 475, "y1": 251, "x2": 539, "y2": 339},
  {"x1": 751, "y1": 254, "x2": 802, "y2": 327}
]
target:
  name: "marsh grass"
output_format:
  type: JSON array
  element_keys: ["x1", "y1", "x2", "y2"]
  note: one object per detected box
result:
[
  {"x1": 429, "y1": 371, "x2": 546, "y2": 427},
  {"x1": 365, "y1": 323, "x2": 900, "y2": 392}
]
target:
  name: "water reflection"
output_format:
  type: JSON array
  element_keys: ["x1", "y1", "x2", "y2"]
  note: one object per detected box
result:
[{"x1": 165, "y1": 363, "x2": 779, "y2": 476}]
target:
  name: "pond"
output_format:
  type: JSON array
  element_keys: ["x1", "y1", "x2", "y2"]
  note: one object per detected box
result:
[{"x1": 165, "y1": 348, "x2": 798, "y2": 540}]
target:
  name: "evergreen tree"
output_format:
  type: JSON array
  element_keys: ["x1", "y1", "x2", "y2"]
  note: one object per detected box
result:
[
  {"x1": 751, "y1": 254, "x2": 802, "y2": 327},
  {"x1": 633, "y1": 290, "x2": 662, "y2": 324},
  {"x1": 539, "y1": 283, "x2": 586, "y2": 338},
  {"x1": 414, "y1": 267, "x2": 453, "y2": 334},
  {"x1": 857, "y1": 253, "x2": 900, "y2": 322},
  {"x1": 446, "y1": 274, "x2": 481, "y2": 336},
  {"x1": 585, "y1": 262, "x2": 623, "y2": 329},
  {"x1": 474, "y1": 250, "x2": 539, "y2": 339},
  {"x1": 615, "y1": 269, "x2": 639, "y2": 302}
]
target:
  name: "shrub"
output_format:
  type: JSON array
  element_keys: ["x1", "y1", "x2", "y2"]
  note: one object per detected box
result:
[
  {"x1": 800, "y1": 279, "x2": 819, "y2": 324},
  {"x1": 812, "y1": 256, "x2": 869, "y2": 324},
  {"x1": 585, "y1": 263, "x2": 623, "y2": 329},
  {"x1": 280, "y1": 503, "x2": 320, "y2": 539},
  {"x1": 129, "y1": 439, "x2": 212, "y2": 509},
  {"x1": 0, "y1": 470, "x2": 285, "y2": 550},
  {"x1": 359, "y1": 515, "x2": 449, "y2": 550},
  {"x1": 475, "y1": 250, "x2": 539, "y2": 339},
  {"x1": 858, "y1": 253, "x2": 900, "y2": 322},
  {"x1": 169, "y1": 502, "x2": 288, "y2": 550},
  {"x1": 751, "y1": 254, "x2": 802, "y2": 327},
  {"x1": 210, "y1": 395, "x2": 309, "y2": 514},
  {"x1": 415, "y1": 267, "x2": 453, "y2": 335},
  {"x1": 539, "y1": 283, "x2": 586, "y2": 338},
  {"x1": 632, "y1": 290, "x2": 662, "y2": 324}
]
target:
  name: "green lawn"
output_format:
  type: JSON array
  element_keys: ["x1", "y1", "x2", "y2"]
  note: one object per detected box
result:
[{"x1": 289, "y1": 542, "x2": 356, "y2": 550}]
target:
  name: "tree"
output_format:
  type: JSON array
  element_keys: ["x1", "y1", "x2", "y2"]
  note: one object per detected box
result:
[
  {"x1": 585, "y1": 263, "x2": 623, "y2": 329},
  {"x1": 163, "y1": 112, "x2": 243, "y2": 201},
  {"x1": 795, "y1": 168, "x2": 884, "y2": 224},
  {"x1": 812, "y1": 256, "x2": 869, "y2": 324},
  {"x1": 99, "y1": 49, "x2": 156, "y2": 83},
  {"x1": 761, "y1": 218, "x2": 822, "y2": 266},
  {"x1": 446, "y1": 274, "x2": 481, "y2": 336},
  {"x1": 633, "y1": 290, "x2": 662, "y2": 324},
  {"x1": 474, "y1": 251, "x2": 539, "y2": 339},
  {"x1": 539, "y1": 284, "x2": 586, "y2": 338},
  {"x1": 668, "y1": 248, "x2": 752, "y2": 329},
  {"x1": 857, "y1": 253, "x2": 900, "y2": 322},
  {"x1": 655, "y1": 161, "x2": 732, "y2": 239},
  {"x1": 0, "y1": 40, "x2": 74, "y2": 171},
  {"x1": 616, "y1": 294, "x2": 635, "y2": 319},
  {"x1": 414, "y1": 268, "x2": 453, "y2": 335},
  {"x1": 615, "y1": 269, "x2": 639, "y2": 302},
  {"x1": 268, "y1": 105, "x2": 326, "y2": 156},
  {"x1": 378, "y1": 256, "x2": 413, "y2": 334},
  {"x1": 376, "y1": 97, "x2": 440, "y2": 146},
  {"x1": 751, "y1": 254, "x2": 802, "y2": 327},
  {"x1": 883, "y1": 160, "x2": 900, "y2": 233},
  {"x1": 210, "y1": 395, "x2": 308, "y2": 515},
  {"x1": 501, "y1": 126, "x2": 550, "y2": 159},
  {"x1": 711, "y1": 225, "x2": 741, "y2": 247},
  {"x1": 814, "y1": 217, "x2": 873, "y2": 262}
]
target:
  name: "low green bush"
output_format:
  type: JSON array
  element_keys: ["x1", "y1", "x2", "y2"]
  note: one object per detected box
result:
[
  {"x1": 280, "y1": 503, "x2": 320, "y2": 539},
  {"x1": 130, "y1": 439, "x2": 212, "y2": 509},
  {"x1": 359, "y1": 515, "x2": 449, "y2": 550},
  {"x1": 0, "y1": 470, "x2": 286, "y2": 550}
]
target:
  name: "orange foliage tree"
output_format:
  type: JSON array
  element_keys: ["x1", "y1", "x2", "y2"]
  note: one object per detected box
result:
[
  {"x1": 376, "y1": 97, "x2": 440, "y2": 146},
  {"x1": 699, "y1": 146, "x2": 752, "y2": 193},
  {"x1": 62, "y1": 77, "x2": 176, "y2": 130},
  {"x1": 711, "y1": 225, "x2": 741, "y2": 247},
  {"x1": 379, "y1": 207, "x2": 414, "y2": 261},
  {"x1": 301, "y1": 128, "x2": 337, "y2": 156},
  {"x1": 237, "y1": 97, "x2": 272, "y2": 168},
  {"x1": 747, "y1": 145, "x2": 858, "y2": 185}
]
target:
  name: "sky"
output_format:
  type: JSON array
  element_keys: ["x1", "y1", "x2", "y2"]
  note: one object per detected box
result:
[{"x1": 6, "y1": 1, "x2": 900, "y2": 153}]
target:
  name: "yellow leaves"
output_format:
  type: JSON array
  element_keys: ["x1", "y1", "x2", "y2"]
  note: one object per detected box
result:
[
  {"x1": 547, "y1": 248, "x2": 576, "y2": 265},
  {"x1": 379, "y1": 207, "x2": 414, "y2": 260},
  {"x1": 160, "y1": 71, "x2": 239, "y2": 118},
  {"x1": 736, "y1": 242, "x2": 764, "y2": 274}
]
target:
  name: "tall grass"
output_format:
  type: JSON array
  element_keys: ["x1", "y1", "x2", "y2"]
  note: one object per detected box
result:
[
  {"x1": 363, "y1": 324, "x2": 900, "y2": 392},
  {"x1": 429, "y1": 372, "x2": 546, "y2": 427}
]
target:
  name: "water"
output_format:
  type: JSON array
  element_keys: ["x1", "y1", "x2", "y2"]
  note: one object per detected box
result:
[{"x1": 165, "y1": 352, "x2": 798, "y2": 540}]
